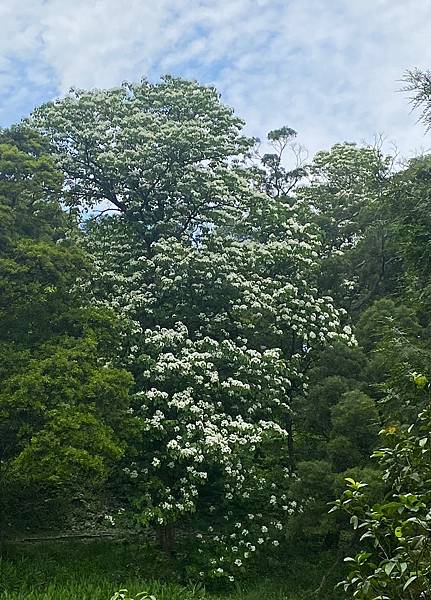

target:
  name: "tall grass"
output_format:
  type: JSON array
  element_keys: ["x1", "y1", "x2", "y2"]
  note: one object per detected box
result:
[{"x1": 0, "y1": 540, "x2": 343, "y2": 600}]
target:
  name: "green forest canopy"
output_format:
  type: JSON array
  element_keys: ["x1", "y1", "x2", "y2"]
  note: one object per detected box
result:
[{"x1": 1, "y1": 69, "x2": 431, "y2": 596}]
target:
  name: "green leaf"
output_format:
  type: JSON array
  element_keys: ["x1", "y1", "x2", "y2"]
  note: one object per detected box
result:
[
  {"x1": 350, "y1": 515, "x2": 359, "y2": 529},
  {"x1": 403, "y1": 575, "x2": 418, "y2": 591}
]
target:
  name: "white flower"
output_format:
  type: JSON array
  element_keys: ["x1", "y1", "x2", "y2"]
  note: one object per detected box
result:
[{"x1": 234, "y1": 559, "x2": 242, "y2": 567}]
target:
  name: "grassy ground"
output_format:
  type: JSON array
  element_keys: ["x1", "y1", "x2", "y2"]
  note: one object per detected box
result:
[{"x1": 0, "y1": 540, "x2": 344, "y2": 600}]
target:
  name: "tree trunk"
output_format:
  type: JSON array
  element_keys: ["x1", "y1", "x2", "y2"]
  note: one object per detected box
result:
[
  {"x1": 155, "y1": 525, "x2": 176, "y2": 555},
  {"x1": 286, "y1": 414, "x2": 296, "y2": 471}
]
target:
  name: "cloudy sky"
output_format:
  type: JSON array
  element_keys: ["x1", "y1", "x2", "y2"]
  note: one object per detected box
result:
[{"x1": 1, "y1": 0, "x2": 431, "y2": 158}]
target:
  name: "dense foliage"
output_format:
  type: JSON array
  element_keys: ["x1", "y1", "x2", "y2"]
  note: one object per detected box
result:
[
  {"x1": 1, "y1": 69, "x2": 431, "y2": 598},
  {"x1": 0, "y1": 126, "x2": 133, "y2": 534},
  {"x1": 335, "y1": 377, "x2": 431, "y2": 599}
]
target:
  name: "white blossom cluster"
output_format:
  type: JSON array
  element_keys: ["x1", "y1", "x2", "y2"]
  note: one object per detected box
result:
[
  {"x1": 82, "y1": 219, "x2": 353, "y2": 355},
  {"x1": 80, "y1": 218, "x2": 353, "y2": 580},
  {"x1": 121, "y1": 324, "x2": 302, "y2": 580}
]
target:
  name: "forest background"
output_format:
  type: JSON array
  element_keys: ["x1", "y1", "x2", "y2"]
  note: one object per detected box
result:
[{"x1": 1, "y1": 68, "x2": 431, "y2": 599}]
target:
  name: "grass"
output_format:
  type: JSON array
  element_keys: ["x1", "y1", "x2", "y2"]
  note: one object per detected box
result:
[{"x1": 0, "y1": 540, "x2": 344, "y2": 600}]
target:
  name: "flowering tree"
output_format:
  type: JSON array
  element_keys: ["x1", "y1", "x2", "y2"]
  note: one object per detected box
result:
[{"x1": 31, "y1": 77, "x2": 353, "y2": 581}]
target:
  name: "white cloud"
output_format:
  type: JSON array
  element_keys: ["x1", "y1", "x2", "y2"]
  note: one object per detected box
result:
[{"x1": 1, "y1": 0, "x2": 431, "y2": 157}]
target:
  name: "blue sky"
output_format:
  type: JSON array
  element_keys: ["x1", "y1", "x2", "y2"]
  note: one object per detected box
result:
[{"x1": 2, "y1": 0, "x2": 431, "y2": 158}]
